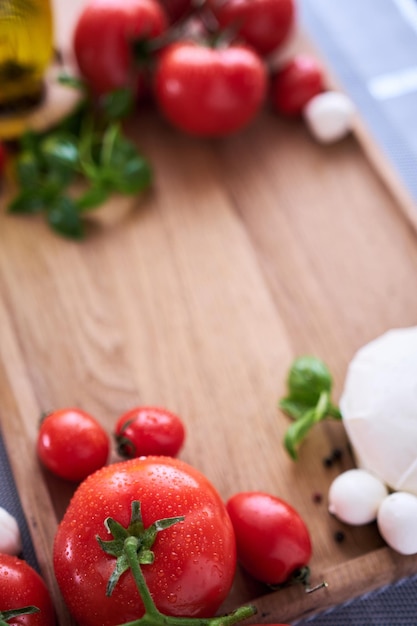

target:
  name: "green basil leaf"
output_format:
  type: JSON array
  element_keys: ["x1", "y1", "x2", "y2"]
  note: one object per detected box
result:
[
  {"x1": 8, "y1": 189, "x2": 44, "y2": 214},
  {"x1": 279, "y1": 397, "x2": 312, "y2": 420},
  {"x1": 19, "y1": 130, "x2": 41, "y2": 154},
  {"x1": 46, "y1": 196, "x2": 84, "y2": 240},
  {"x1": 283, "y1": 391, "x2": 330, "y2": 460},
  {"x1": 77, "y1": 184, "x2": 109, "y2": 211},
  {"x1": 15, "y1": 150, "x2": 40, "y2": 188},
  {"x1": 286, "y1": 356, "x2": 332, "y2": 405},
  {"x1": 98, "y1": 130, "x2": 152, "y2": 194},
  {"x1": 111, "y1": 155, "x2": 152, "y2": 194},
  {"x1": 40, "y1": 133, "x2": 79, "y2": 169},
  {"x1": 100, "y1": 88, "x2": 134, "y2": 121}
]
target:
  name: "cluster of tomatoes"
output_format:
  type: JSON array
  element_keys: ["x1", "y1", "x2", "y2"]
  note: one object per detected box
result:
[
  {"x1": 73, "y1": 0, "x2": 326, "y2": 137},
  {"x1": 2, "y1": 403, "x2": 313, "y2": 625}
]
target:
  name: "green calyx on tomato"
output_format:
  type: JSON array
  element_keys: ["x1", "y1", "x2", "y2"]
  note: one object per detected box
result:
[
  {"x1": 0, "y1": 606, "x2": 40, "y2": 626},
  {"x1": 95, "y1": 499, "x2": 256, "y2": 626},
  {"x1": 97, "y1": 500, "x2": 185, "y2": 596}
]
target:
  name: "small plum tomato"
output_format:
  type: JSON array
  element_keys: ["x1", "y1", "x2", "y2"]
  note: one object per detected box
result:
[
  {"x1": 53, "y1": 456, "x2": 237, "y2": 626},
  {"x1": 207, "y1": 0, "x2": 296, "y2": 56},
  {"x1": 0, "y1": 553, "x2": 56, "y2": 626},
  {"x1": 270, "y1": 55, "x2": 325, "y2": 116},
  {"x1": 37, "y1": 408, "x2": 110, "y2": 482},
  {"x1": 73, "y1": 0, "x2": 168, "y2": 97},
  {"x1": 226, "y1": 491, "x2": 312, "y2": 585},
  {"x1": 154, "y1": 40, "x2": 267, "y2": 137},
  {"x1": 114, "y1": 406, "x2": 185, "y2": 458}
]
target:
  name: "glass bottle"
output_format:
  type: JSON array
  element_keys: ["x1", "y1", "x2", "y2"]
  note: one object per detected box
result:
[{"x1": 0, "y1": 0, "x2": 54, "y2": 112}]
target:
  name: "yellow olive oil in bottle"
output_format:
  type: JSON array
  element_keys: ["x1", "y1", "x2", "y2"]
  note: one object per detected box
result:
[{"x1": 0, "y1": 0, "x2": 53, "y2": 112}]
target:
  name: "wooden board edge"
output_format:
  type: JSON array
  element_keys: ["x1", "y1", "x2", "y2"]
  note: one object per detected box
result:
[
  {"x1": 240, "y1": 546, "x2": 417, "y2": 624},
  {"x1": 299, "y1": 28, "x2": 417, "y2": 237},
  {"x1": 351, "y1": 116, "x2": 417, "y2": 235}
]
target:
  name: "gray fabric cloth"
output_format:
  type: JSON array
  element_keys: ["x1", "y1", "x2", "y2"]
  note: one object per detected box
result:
[
  {"x1": 294, "y1": 574, "x2": 417, "y2": 624},
  {"x1": 0, "y1": 431, "x2": 39, "y2": 570}
]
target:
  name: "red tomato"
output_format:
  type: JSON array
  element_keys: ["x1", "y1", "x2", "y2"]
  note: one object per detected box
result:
[
  {"x1": 37, "y1": 408, "x2": 110, "y2": 482},
  {"x1": 154, "y1": 41, "x2": 267, "y2": 137},
  {"x1": 270, "y1": 55, "x2": 325, "y2": 116},
  {"x1": 157, "y1": 0, "x2": 192, "y2": 23},
  {"x1": 208, "y1": 0, "x2": 295, "y2": 56},
  {"x1": 73, "y1": 0, "x2": 168, "y2": 97},
  {"x1": 226, "y1": 491, "x2": 312, "y2": 585},
  {"x1": 0, "y1": 554, "x2": 55, "y2": 626},
  {"x1": 53, "y1": 456, "x2": 236, "y2": 626},
  {"x1": 114, "y1": 406, "x2": 185, "y2": 458}
]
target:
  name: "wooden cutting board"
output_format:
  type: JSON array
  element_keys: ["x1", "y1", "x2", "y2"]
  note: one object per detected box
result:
[{"x1": 2, "y1": 2, "x2": 417, "y2": 624}]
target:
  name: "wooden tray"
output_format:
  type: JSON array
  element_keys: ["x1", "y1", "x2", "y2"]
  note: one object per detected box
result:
[{"x1": 2, "y1": 5, "x2": 417, "y2": 624}]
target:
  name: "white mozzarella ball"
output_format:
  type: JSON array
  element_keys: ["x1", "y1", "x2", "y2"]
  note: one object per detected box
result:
[
  {"x1": 377, "y1": 492, "x2": 417, "y2": 555},
  {"x1": 0, "y1": 507, "x2": 22, "y2": 555},
  {"x1": 303, "y1": 91, "x2": 355, "y2": 143},
  {"x1": 340, "y1": 326, "x2": 417, "y2": 495},
  {"x1": 328, "y1": 469, "x2": 388, "y2": 525}
]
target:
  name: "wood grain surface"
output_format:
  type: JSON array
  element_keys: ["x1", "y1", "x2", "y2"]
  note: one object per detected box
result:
[{"x1": 1, "y1": 2, "x2": 417, "y2": 624}]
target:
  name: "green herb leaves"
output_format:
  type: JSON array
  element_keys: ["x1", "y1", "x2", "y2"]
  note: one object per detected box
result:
[
  {"x1": 8, "y1": 87, "x2": 152, "y2": 240},
  {"x1": 280, "y1": 356, "x2": 341, "y2": 460}
]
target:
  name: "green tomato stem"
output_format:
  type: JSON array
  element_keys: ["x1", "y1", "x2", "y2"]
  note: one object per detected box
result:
[{"x1": 118, "y1": 536, "x2": 257, "y2": 626}]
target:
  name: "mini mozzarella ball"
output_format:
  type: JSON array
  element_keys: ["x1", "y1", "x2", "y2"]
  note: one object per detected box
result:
[
  {"x1": 303, "y1": 91, "x2": 355, "y2": 144},
  {"x1": 377, "y1": 492, "x2": 417, "y2": 555},
  {"x1": 0, "y1": 507, "x2": 22, "y2": 555},
  {"x1": 328, "y1": 469, "x2": 388, "y2": 525}
]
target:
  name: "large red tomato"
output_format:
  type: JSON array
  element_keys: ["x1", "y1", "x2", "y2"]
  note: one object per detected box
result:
[
  {"x1": 73, "y1": 0, "x2": 168, "y2": 97},
  {"x1": 53, "y1": 456, "x2": 236, "y2": 626},
  {"x1": 154, "y1": 41, "x2": 267, "y2": 137},
  {"x1": 208, "y1": 0, "x2": 296, "y2": 56},
  {"x1": 226, "y1": 491, "x2": 312, "y2": 585},
  {"x1": 0, "y1": 554, "x2": 55, "y2": 625}
]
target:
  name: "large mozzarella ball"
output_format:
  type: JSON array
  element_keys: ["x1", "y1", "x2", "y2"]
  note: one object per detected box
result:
[{"x1": 340, "y1": 326, "x2": 417, "y2": 496}]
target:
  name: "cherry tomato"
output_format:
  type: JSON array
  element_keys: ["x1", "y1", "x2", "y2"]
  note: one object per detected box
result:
[
  {"x1": 154, "y1": 41, "x2": 267, "y2": 137},
  {"x1": 270, "y1": 55, "x2": 325, "y2": 116},
  {"x1": 208, "y1": 0, "x2": 295, "y2": 56},
  {"x1": 226, "y1": 491, "x2": 312, "y2": 585},
  {"x1": 73, "y1": 0, "x2": 168, "y2": 97},
  {"x1": 53, "y1": 456, "x2": 236, "y2": 626},
  {"x1": 114, "y1": 406, "x2": 185, "y2": 458},
  {"x1": 0, "y1": 554, "x2": 55, "y2": 625},
  {"x1": 157, "y1": 0, "x2": 192, "y2": 23},
  {"x1": 37, "y1": 408, "x2": 110, "y2": 482}
]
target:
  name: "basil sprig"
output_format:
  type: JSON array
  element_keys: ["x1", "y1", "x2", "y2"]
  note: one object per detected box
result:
[
  {"x1": 280, "y1": 356, "x2": 341, "y2": 460},
  {"x1": 8, "y1": 87, "x2": 152, "y2": 240}
]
